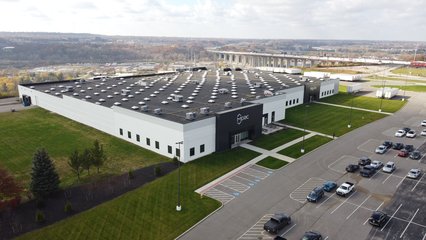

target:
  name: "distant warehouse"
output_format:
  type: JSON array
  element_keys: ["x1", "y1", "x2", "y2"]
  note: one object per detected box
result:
[{"x1": 18, "y1": 69, "x2": 339, "y2": 162}]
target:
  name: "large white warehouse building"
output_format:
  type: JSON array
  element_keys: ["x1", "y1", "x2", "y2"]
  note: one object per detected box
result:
[{"x1": 18, "y1": 69, "x2": 339, "y2": 162}]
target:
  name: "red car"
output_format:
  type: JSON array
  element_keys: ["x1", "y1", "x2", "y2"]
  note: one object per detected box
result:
[{"x1": 398, "y1": 150, "x2": 409, "y2": 157}]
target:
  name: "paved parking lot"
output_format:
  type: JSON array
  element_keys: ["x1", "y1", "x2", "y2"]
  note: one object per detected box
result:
[{"x1": 202, "y1": 164, "x2": 273, "y2": 204}]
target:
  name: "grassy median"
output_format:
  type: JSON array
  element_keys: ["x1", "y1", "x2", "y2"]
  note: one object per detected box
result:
[
  {"x1": 256, "y1": 157, "x2": 288, "y2": 169},
  {"x1": 278, "y1": 135, "x2": 332, "y2": 159},
  {"x1": 250, "y1": 128, "x2": 307, "y2": 150}
]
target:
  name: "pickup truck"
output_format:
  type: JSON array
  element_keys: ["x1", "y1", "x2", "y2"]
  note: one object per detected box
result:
[
  {"x1": 336, "y1": 182, "x2": 354, "y2": 197},
  {"x1": 263, "y1": 213, "x2": 291, "y2": 234}
]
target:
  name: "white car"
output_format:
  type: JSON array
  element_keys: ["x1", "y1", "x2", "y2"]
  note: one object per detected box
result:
[
  {"x1": 406, "y1": 130, "x2": 416, "y2": 138},
  {"x1": 395, "y1": 129, "x2": 406, "y2": 137},
  {"x1": 407, "y1": 169, "x2": 421, "y2": 179},
  {"x1": 421, "y1": 129, "x2": 426, "y2": 136},
  {"x1": 370, "y1": 160, "x2": 384, "y2": 169},
  {"x1": 375, "y1": 145, "x2": 387, "y2": 154},
  {"x1": 421, "y1": 120, "x2": 426, "y2": 127},
  {"x1": 382, "y1": 162, "x2": 396, "y2": 173}
]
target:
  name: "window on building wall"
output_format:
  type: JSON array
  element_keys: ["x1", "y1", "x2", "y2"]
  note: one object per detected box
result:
[
  {"x1": 155, "y1": 141, "x2": 159, "y2": 149},
  {"x1": 146, "y1": 138, "x2": 150, "y2": 146},
  {"x1": 332, "y1": 89, "x2": 334, "y2": 93},
  {"x1": 200, "y1": 144, "x2": 205, "y2": 153},
  {"x1": 119, "y1": 128, "x2": 123, "y2": 135},
  {"x1": 286, "y1": 101, "x2": 288, "y2": 106},
  {"x1": 293, "y1": 99, "x2": 296, "y2": 104},
  {"x1": 136, "y1": 134, "x2": 140, "y2": 142},
  {"x1": 296, "y1": 98, "x2": 299, "y2": 103},
  {"x1": 176, "y1": 148, "x2": 180, "y2": 157},
  {"x1": 190, "y1": 147, "x2": 195, "y2": 156},
  {"x1": 168, "y1": 145, "x2": 172, "y2": 154},
  {"x1": 128, "y1": 131, "x2": 131, "y2": 139}
]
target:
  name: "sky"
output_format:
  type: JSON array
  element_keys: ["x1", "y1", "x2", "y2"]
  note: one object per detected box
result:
[{"x1": 1, "y1": 0, "x2": 425, "y2": 41}]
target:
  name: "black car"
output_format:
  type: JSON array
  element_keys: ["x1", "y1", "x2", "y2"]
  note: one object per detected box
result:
[
  {"x1": 274, "y1": 236, "x2": 287, "y2": 240},
  {"x1": 346, "y1": 164, "x2": 360, "y2": 172},
  {"x1": 382, "y1": 141, "x2": 393, "y2": 149},
  {"x1": 360, "y1": 165, "x2": 376, "y2": 177},
  {"x1": 403, "y1": 127, "x2": 411, "y2": 133},
  {"x1": 264, "y1": 213, "x2": 292, "y2": 234},
  {"x1": 405, "y1": 145, "x2": 414, "y2": 152},
  {"x1": 359, "y1": 157, "x2": 371, "y2": 166},
  {"x1": 392, "y1": 143, "x2": 404, "y2": 150},
  {"x1": 307, "y1": 187, "x2": 324, "y2": 202},
  {"x1": 301, "y1": 231, "x2": 323, "y2": 240},
  {"x1": 369, "y1": 211, "x2": 388, "y2": 227},
  {"x1": 409, "y1": 150, "x2": 421, "y2": 160}
]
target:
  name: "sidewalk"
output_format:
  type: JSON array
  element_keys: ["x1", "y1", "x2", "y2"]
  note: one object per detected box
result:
[{"x1": 313, "y1": 101, "x2": 393, "y2": 115}]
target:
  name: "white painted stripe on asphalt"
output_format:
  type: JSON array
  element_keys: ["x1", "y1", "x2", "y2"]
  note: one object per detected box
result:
[
  {"x1": 324, "y1": 237, "x2": 329, "y2": 240},
  {"x1": 422, "y1": 232, "x2": 426, "y2": 240},
  {"x1": 382, "y1": 171, "x2": 395, "y2": 184},
  {"x1": 396, "y1": 177, "x2": 405, "y2": 187},
  {"x1": 280, "y1": 223, "x2": 297, "y2": 236},
  {"x1": 411, "y1": 173, "x2": 424, "y2": 192},
  {"x1": 381, "y1": 203, "x2": 402, "y2": 231},
  {"x1": 327, "y1": 155, "x2": 350, "y2": 174},
  {"x1": 400, "y1": 208, "x2": 419, "y2": 238},
  {"x1": 368, "y1": 170, "x2": 381, "y2": 181},
  {"x1": 376, "y1": 201, "x2": 384, "y2": 211},
  {"x1": 316, "y1": 193, "x2": 335, "y2": 208},
  {"x1": 330, "y1": 191, "x2": 356, "y2": 214},
  {"x1": 346, "y1": 195, "x2": 371, "y2": 220}
]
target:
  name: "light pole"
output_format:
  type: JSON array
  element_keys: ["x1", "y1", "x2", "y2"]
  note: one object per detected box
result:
[
  {"x1": 176, "y1": 141, "x2": 183, "y2": 212},
  {"x1": 301, "y1": 105, "x2": 308, "y2": 153},
  {"x1": 348, "y1": 97, "x2": 354, "y2": 128}
]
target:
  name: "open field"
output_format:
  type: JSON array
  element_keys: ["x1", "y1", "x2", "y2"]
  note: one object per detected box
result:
[
  {"x1": 302, "y1": 67, "x2": 362, "y2": 74},
  {"x1": 256, "y1": 157, "x2": 288, "y2": 169},
  {"x1": 278, "y1": 135, "x2": 332, "y2": 158},
  {"x1": 365, "y1": 75, "x2": 426, "y2": 84},
  {"x1": 391, "y1": 67, "x2": 426, "y2": 77},
  {"x1": 0, "y1": 108, "x2": 170, "y2": 187},
  {"x1": 250, "y1": 128, "x2": 307, "y2": 150},
  {"x1": 281, "y1": 103, "x2": 386, "y2": 136},
  {"x1": 320, "y1": 92, "x2": 407, "y2": 113},
  {"x1": 338, "y1": 85, "x2": 347, "y2": 92},
  {"x1": 17, "y1": 147, "x2": 260, "y2": 240},
  {"x1": 371, "y1": 84, "x2": 426, "y2": 92}
]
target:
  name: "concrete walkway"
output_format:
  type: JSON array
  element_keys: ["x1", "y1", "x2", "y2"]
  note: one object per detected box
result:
[
  {"x1": 274, "y1": 122, "x2": 336, "y2": 139},
  {"x1": 239, "y1": 144, "x2": 294, "y2": 162},
  {"x1": 313, "y1": 101, "x2": 393, "y2": 115},
  {"x1": 271, "y1": 132, "x2": 316, "y2": 152}
]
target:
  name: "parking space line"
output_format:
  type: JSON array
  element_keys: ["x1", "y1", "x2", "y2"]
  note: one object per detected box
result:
[
  {"x1": 381, "y1": 203, "x2": 402, "y2": 231},
  {"x1": 239, "y1": 170, "x2": 264, "y2": 180},
  {"x1": 368, "y1": 170, "x2": 381, "y2": 181},
  {"x1": 327, "y1": 155, "x2": 349, "y2": 174},
  {"x1": 346, "y1": 195, "x2": 370, "y2": 220},
  {"x1": 363, "y1": 201, "x2": 385, "y2": 225},
  {"x1": 280, "y1": 223, "x2": 296, "y2": 236},
  {"x1": 396, "y1": 177, "x2": 405, "y2": 187},
  {"x1": 411, "y1": 173, "x2": 424, "y2": 192},
  {"x1": 382, "y1": 171, "x2": 395, "y2": 184},
  {"x1": 324, "y1": 237, "x2": 329, "y2": 240},
  {"x1": 316, "y1": 193, "x2": 335, "y2": 208},
  {"x1": 237, "y1": 214, "x2": 274, "y2": 240},
  {"x1": 234, "y1": 175, "x2": 256, "y2": 184},
  {"x1": 399, "y1": 208, "x2": 419, "y2": 238},
  {"x1": 330, "y1": 191, "x2": 356, "y2": 214},
  {"x1": 422, "y1": 232, "x2": 426, "y2": 240}
]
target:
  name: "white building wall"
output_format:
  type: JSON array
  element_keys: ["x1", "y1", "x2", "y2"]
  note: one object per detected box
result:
[
  {"x1": 319, "y1": 80, "x2": 339, "y2": 99},
  {"x1": 251, "y1": 94, "x2": 286, "y2": 124},
  {"x1": 282, "y1": 86, "x2": 304, "y2": 110},
  {"x1": 183, "y1": 118, "x2": 216, "y2": 162}
]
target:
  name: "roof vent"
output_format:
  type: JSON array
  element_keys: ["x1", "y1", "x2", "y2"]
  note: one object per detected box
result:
[
  {"x1": 200, "y1": 107, "x2": 210, "y2": 115},
  {"x1": 141, "y1": 105, "x2": 149, "y2": 112},
  {"x1": 224, "y1": 102, "x2": 232, "y2": 108},
  {"x1": 219, "y1": 88, "x2": 229, "y2": 94},
  {"x1": 186, "y1": 112, "x2": 197, "y2": 120},
  {"x1": 154, "y1": 108, "x2": 162, "y2": 115},
  {"x1": 121, "y1": 89, "x2": 131, "y2": 95},
  {"x1": 172, "y1": 95, "x2": 184, "y2": 102}
]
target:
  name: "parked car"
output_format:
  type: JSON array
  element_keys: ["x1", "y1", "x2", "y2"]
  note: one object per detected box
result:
[
  {"x1": 359, "y1": 157, "x2": 372, "y2": 166},
  {"x1": 407, "y1": 169, "x2": 421, "y2": 179},
  {"x1": 307, "y1": 187, "x2": 324, "y2": 202},
  {"x1": 382, "y1": 162, "x2": 396, "y2": 173},
  {"x1": 375, "y1": 145, "x2": 387, "y2": 154},
  {"x1": 404, "y1": 144, "x2": 414, "y2": 152},
  {"x1": 406, "y1": 130, "x2": 416, "y2": 138},
  {"x1": 395, "y1": 129, "x2": 406, "y2": 137},
  {"x1": 392, "y1": 142, "x2": 404, "y2": 150},
  {"x1": 403, "y1": 127, "x2": 411, "y2": 133},
  {"x1": 274, "y1": 236, "x2": 287, "y2": 240},
  {"x1": 263, "y1": 213, "x2": 292, "y2": 234},
  {"x1": 346, "y1": 164, "x2": 360, "y2": 173},
  {"x1": 301, "y1": 231, "x2": 323, "y2": 240},
  {"x1": 382, "y1": 141, "x2": 393, "y2": 149},
  {"x1": 360, "y1": 165, "x2": 376, "y2": 177},
  {"x1": 421, "y1": 120, "x2": 426, "y2": 127},
  {"x1": 398, "y1": 149, "x2": 409, "y2": 157},
  {"x1": 322, "y1": 181, "x2": 337, "y2": 192},
  {"x1": 370, "y1": 160, "x2": 384, "y2": 169},
  {"x1": 409, "y1": 150, "x2": 421, "y2": 160},
  {"x1": 336, "y1": 182, "x2": 355, "y2": 197},
  {"x1": 421, "y1": 129, "x2": 426, "y2": 136},
  {"x1": 369, "y1": 211, "x2": 388, "y2": 227}
]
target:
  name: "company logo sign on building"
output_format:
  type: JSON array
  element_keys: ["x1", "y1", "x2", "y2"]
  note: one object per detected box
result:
[{"x1": 237, "y1": 113, "x2": 249, "y2": 125}]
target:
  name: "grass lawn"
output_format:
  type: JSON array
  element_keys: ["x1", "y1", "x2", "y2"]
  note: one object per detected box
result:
[
  {"x1": 391, "y1": 67, "x2": 426, "y2": 77},
  {"x1": 281, "y1": 103, "x2": 386, "y2": 136},
  {"x1": 302, "y1": 68, "x2": 361, "y2": 74},
  {"x1": 371, "y1": 85, "x2": 426, "y2": 93},
  {"x1": 250, "y1": 128, "x2": 307, "y2": 150},
  {"x1": 320, "y1": 92, "x2": 407, "y2": 113},
  {"x1": 338, "y1": 85, "x2": 347, "y2": 92},
  {"x1": 17, "y1": 147, "x2": 260, "y2": 240},
  {"x1": 256, "y1": 157, "x2": 288, "y2": 169},
  {"x1": 278, "y1": 135, "x2": 332, "y2": 159},
  {"x1": 0, "y1": 108, "x2": 170, "y2": 188},
  {"x1": 365, "y1": 75, "x2": 426, "y2": 84}
]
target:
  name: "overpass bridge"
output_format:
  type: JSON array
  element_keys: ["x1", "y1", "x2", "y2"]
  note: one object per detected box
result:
[{"x1": 209, "y1": 50, "x2": 410, "y2": 68}]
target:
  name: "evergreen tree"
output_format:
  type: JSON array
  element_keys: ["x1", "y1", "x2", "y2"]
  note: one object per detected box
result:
[
  {"x1": 81, "y1": 149, "x2": 92, "y2": 175},
  {"x1": 68, "y1": 150, "x2": 82, "y2": 180},
  {"x1": 91, "y1": 140, "x2": 106, "y2": 174},
  {"x1": 30, "y1": 149, "x2": 60, "y2": 198}
]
